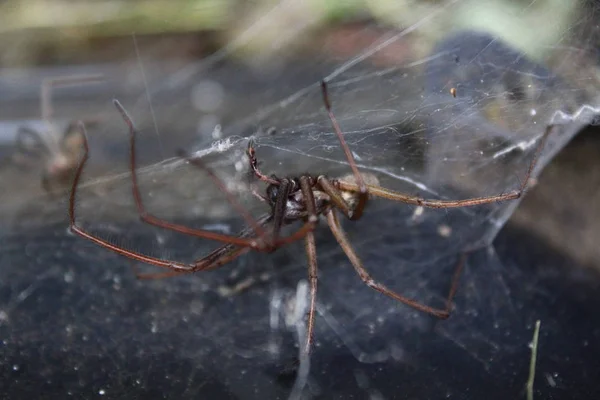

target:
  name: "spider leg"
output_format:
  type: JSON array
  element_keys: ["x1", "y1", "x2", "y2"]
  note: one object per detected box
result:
[
  {"x1": 69, "y1": 122, "x2": 197, "y2": 273},
  {"x1": 270, "y1": 179, "x2": 293, "y2": 241},
  {"x1": 247, "y1": 138, "x2": 279, "y2": 185},
  {"x1": 132, "y1": 246, "x2": 252, "y2": 280},
  {"x1": 131, "y1": 220, "x2": 262, "y2": 280},
  {"x1": 316, "y1": 175, "x2": 358, "y2": 219},
  {"x1": 304, "y1": 230, "x2": 318, "y2": 353},
  {"x1": 113, "y1": 99, "x2": 266, "y2": 250},
  {"x1": 131, "y1": 263, "x2": 184, "y2": 280},
  {"x1": 134, "y1": 213, "x2": 274, "y2": 279},
  {"x1": 325, "y1": 208, "x2": 463, "y2": 319},
  {"x1": 298, "y1": 175, "x2": 319, "y2": 353},
  {"x1": 336, "y1": 125, "x2": 553, "y2": 209},
  {"x1": 320, "y1": 80, "x2": 367, "y2": 220}
]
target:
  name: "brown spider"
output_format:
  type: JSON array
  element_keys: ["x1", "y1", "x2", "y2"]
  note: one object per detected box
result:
[
  {"x1": 69, "y1": 81, "x2": 551, "y2": 354},
  {"x1": 11, "y1": 74, "x2": 103, "y2": 194}
]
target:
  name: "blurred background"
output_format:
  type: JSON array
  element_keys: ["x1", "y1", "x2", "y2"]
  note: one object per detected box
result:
[{"x1": 0, "y1": 1, "x2": 599, "y2": 399}]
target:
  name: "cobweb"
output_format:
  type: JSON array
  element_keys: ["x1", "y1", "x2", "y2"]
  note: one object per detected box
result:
[
  {"x1": 1, "y1": 0, "x2": 600, "y2": 398},
  {"x1": 66, "y1": 0, "x2": 599, "y2": 270}
]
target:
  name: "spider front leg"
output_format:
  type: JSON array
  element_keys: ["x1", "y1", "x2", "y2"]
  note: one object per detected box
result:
[{"x1": 336, "y1": 124, "x2": 553, "y2": 209}]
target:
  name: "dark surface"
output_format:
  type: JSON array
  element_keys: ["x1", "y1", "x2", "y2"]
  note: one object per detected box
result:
[{"x1": 1, "y1": 204, "x2": 599, "y2": 399}]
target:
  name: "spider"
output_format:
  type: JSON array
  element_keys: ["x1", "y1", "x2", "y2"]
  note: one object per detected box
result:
[
  {"x1": 10, "y1": 74, "x2": 103, "y2": 194},
  {"x1": 69, "y1": 81, "x2": 551, "y2": 354}
]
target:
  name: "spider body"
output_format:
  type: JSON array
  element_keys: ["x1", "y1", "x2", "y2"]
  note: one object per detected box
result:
[
  {"x1": 69, "y1": 81, "x2": 552, "y2": 355},
  {"x1": 12, "y1": 122, "x2": 81, "y2": 190},
  {"x1": 42, "y1": 123, "x2": 86, "y2": 192},
  {"x1": 265, "y1": 176, "x2": 326, "y2": 222},
  {"x1": 262, "y1": 177, "x2": 335, "y2": 222},
  {"x1": 260, "y1": 171, "x2": 381, "y2": 225},
  {"x1": 9, "y1": 75, "x2": 103, "y2": 194}
]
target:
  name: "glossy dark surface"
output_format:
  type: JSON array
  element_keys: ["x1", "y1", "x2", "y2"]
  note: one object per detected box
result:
[{"x1": 1, "y1": 205, "x2": 599, "y2": 399}]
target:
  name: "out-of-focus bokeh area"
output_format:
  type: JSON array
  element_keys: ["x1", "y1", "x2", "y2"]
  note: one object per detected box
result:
[{"x1": 1, "y1": 1, "x2": 600, "y2": 399}]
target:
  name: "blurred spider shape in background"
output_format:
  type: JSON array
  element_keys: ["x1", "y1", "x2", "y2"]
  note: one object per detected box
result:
[
  {"x1": 9, "y1": 74, "x2": 103, "y2": 194},
  {"x1": 69, "y1": 81, "x2": 551, "y2": 354}
]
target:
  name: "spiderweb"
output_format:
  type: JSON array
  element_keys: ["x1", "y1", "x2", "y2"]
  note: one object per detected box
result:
[{"x1": 1, "y1": 0, "x2": 600, "y2": 399}]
